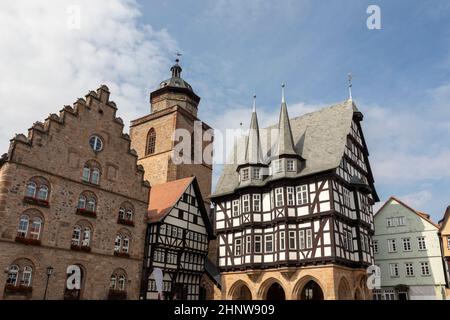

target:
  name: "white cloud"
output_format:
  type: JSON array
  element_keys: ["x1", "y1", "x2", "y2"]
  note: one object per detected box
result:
[
  {"x1": 0, "y1": 0, "x2": 177, "y2": 154},
  {"x1": 397, "y1": 190, "x2": 433, "y2": 210}
]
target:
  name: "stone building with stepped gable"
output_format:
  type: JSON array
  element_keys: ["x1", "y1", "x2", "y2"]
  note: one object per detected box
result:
[{"x1": 0, "y1": 85, "x2": 150, "y2": 300}]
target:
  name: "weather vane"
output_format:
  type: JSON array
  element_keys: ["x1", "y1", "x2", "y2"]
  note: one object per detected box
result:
[
  {"x1": 348, "y1": 73, "x2": 353, "y2": 100},
  {"x1": 175, "y1": 52, "x2": 182, "y2": 63}
]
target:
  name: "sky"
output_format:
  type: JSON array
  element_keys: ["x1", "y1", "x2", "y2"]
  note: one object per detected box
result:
[{"x1": 0, "y1": 0, "x2": 449, "y2": 222}]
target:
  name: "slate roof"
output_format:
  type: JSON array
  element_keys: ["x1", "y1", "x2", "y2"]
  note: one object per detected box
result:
[{"x1": 212, "y1": 99, "x2": 359, "y2": 198}]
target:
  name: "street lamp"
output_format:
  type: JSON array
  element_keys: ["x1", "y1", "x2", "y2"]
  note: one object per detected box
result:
[{"x1": 43, "y1": 266, "x2": 54, "y2": 300}]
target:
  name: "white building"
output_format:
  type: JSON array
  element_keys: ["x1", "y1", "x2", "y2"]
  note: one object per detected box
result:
[{"x1": 373, "y1": 197, "x2": 447, "y2": 300}]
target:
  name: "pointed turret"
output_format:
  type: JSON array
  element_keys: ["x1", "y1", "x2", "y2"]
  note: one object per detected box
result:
[
  {"x1": 272, "y1": 84, "x2": 297, "y2": 159},
  {"x1": 245, "y1": 95, "x2": 264, "y2": 164}
]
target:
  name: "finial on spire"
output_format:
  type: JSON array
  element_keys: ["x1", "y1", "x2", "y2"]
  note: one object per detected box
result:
[
  {"x1": 348, "y1": 73, "x2": 353, "y2": 101},
  {"x1": 252, "y1": 94, "x2": 256, "y2": 112},
  {"x1": 171, "y1": 52, "x2": 183, "y2": 78},
  {"x1": 281, "y1": 83, "x2": 286, "y2": 103}
]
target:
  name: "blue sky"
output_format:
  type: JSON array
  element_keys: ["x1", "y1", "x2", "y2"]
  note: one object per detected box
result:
[
  {"x1": 0, "y1": 0, "x2": 448, "y2": 222},
  {"x1": 136, "y1": 0, "x2": 450, "y2": 221}
]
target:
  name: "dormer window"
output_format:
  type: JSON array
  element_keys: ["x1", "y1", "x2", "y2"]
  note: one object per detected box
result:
[
  {"x1": 251, "y1": 167, "x2": 260, "y2": 180},
  {"x1": 273, "y1": 160, "x2": 283, "y2": 173},
  {"x1": 287, "y1": 159, "x2": 296, "y2": 172},
  {"x1": 242, "y1": 168, "x2": 249, "y2": 181}
]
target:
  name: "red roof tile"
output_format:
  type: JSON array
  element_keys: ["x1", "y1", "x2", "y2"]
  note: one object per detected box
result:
[{"x1": 147, "y1": 177, "x2": 194, "y2": 223}]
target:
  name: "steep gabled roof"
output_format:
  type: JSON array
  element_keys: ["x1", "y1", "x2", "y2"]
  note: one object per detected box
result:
[
  {"x1": 147, "y1": 176, "x2": 214, "y2": 238},
  {"x1": 375, "y1": 196, "x2": 439, "y2": 229},
  {"x1": 213, "y1": 100, "x2": 363, "y2": 198}
]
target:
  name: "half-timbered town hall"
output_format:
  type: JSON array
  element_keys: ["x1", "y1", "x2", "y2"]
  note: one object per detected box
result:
[{"x1": 211, "y1": 87, "x2": 379, "y2": 300}]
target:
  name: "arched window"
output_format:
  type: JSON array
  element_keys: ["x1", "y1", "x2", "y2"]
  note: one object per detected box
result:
[
  {"x1": 25, "y1": 182, "x2": 37, "y2": 198},
  {"x1": 24, "y1": 177, "x2": 50, "y2": 205},
  {"x1": 82, "y1": 160, "x2": 101, "y2": 184},
  {"x1": 6, "y1": 265, "x2": 19, "y2": 285},
  {"x1": 77, "y1": 192, "x2": 97, "y2": 216},
  {"x1": 146, "y1": 128, "x2": 156, "y2": 155},
  {"x1": 37, "y1": 185, "x2": 49, "y2": 201},
  {"x1": 117, "y1": 203, "x2": 134, "y2": 226},
  {"x1": 17, "y1": 215, "x2": 29, "y2": 238},
  {"x1": 71, "y1": 222, "x2": 93, "y2": 250},
  {"x1": 4, "y1": 259, "x2": 35, "y2": 292},
  {"x1": 108, "y1": 269, "x2": 127, "y2": 299},
  {"x1": 114, "y1": 232, "x2": 131, "y2": 257}
]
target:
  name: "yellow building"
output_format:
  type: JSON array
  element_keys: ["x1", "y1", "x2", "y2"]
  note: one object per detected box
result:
[{"x1": 438, "y1": 206, "x2": 450, "y2": 298}]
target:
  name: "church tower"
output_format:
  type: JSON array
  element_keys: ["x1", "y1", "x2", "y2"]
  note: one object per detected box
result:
[{"x1": 129, "y1": 59, "x2": 213, "y2": 206}]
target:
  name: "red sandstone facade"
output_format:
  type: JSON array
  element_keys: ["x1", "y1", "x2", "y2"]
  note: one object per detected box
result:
[{"x1": 0, "y1": 85, "x2": 149, "y2": 300}]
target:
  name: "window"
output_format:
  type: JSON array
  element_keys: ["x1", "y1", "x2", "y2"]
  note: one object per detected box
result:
[
  {"x1": 91, "y1": 168, "x2": 100, "y2": 184},
  {"x1": 289, "y1": 231, "x2": 296, "y2": 249},
  {"x1": 417, "y1": 237, "x2": 427, "y2": 250},
  {"x1": 235, "y1": 239, "x2": 242, "y2": 256},
  {"x1": 299, "y1": 230, "x2": 305, "y2": 250},
  {"x1": 6, "y1": 265, "x2": 19, "y2": 285},
  {"x1": 246, "y1": 236, "x2": 252, "y2": 254},
  {"x1": 242, "y1": 195, "x2": 250, "y2": 213},
  {"x1": 86, "y1": 198, "x2": 96, "y2": 212},
  {"x1": 253, "y1": 194, "x2": 261, "y2": 212},
  {"x1": 275, "y1": 188, "x2": 284, "y2": 207},
  {"x1": 386, "y1": 218, "x2": 394, "y2": 227},
  {"x1": 420, "y1": 262, "x2": 430, "y2": 276},
  {"x1": 37, "y1": 185, "x2": 49, "y2": 200},
  {"x1": 273, "y1": 160, "x2": 283, "y2": 173},
  {"x1": 72, "y1": 226, "x2": 81, "y2": 246},
  {"x1": 115, "y1": 234, "x2": 131, "y2": 255},
  {"x1": 389, "y1": 263, "x2": 399, "y2": 277},
  {"x1": 21, "y1": 266, "x2": 33, "y2": 287},
  {"x1": 402, "y1": 238, "x2": 411, "y2": 251},
  {"x1": 118, "y1": 275, "x2": 126, "y2": 291},
  {"x1": 17, "y1": 216, "x2": 29, "y2": 238},
  {"x1": 287, "y1": 160, "x2": 295, "y2": 172},
  {"x1": 122, "y1": 237, "x2": 130, "y2": 253},
  {"x1": 114, "y1": 235, "x2": 122, "y2": 252},
  {"x1": 343, "y1": 232, "x2": 348, "y2": 250},
  {"x1": 89, "y1": 135, "x2": 103, "y2": 152},
  {"x1": 447, "y1": 237, "x2": 450, "y2": 250},
  {"x1": 25, "y1": 182, "x2": 37, "y2": 198},
  {"x1": 265, "y1": 234, "x2": 273, "y2": 253},
  {"x1": 373, "y1": 240, "x2": 379, "y2": 254},
  {"x1": 232, "y1": 200, "x2": 240, "y2": 217},
  {"x1": 347, "y1": 231, "x2": 353, "y2": 251},
  {"x1": 296, "y1": 185, "x2": 308, "y2": 205},
  {"x1": 110, "y1": 275, "x2": 117, "y2": 290},
  {"x1": 280, "y1": 231, "x2": 285, "y2": 250},
  {"x1": 287, "y1": 187, "x2": 295, "y2": 206},
  {"x1": 254, "y1": 235, "x2": 262, "y2": 253},
  {"x1": 82, "y1": 227, "x2": 91, "y2": 247},
  {"x1": 146, "y1": 128, "x2": 156, "y2": 155},
  {"x1": 178, "y1": 209, "x2": 184, "y2": 220},
  {"x1": 387, "y1": 239, "x2": 397, "y2": 253},
  {"x1": 193, "y1": 215, "x2": 198, "y2": 224},
  {"x1": 242, "y1": 168, "x2": 249, "y2": 181},
  {"x1": 387, "y1": 216, "x2": 406, "y2": 227},
  {"x1": 77, "y1": 193, "x2": 97, "y2": 213},
  {"x1": 251, "y1": 167, "x2": 260, "y2": 180},
  {"x1": 405, "y1": 263, "x2": 414, "y2": 277},
  {"x1": 29, "y1": 218, "x2": 42, "y2": 240},
  {"x1": 397, "y1": 216, "x2": 406, "y2": 226},
  {"x1": 343, "y1": 188, "x2": 351, "y2": 208},
  {"x1": 82, "y1": 167, "x2": 91, "y2": 182},
  {"x1": 306, "y1": 229, "x2": 313, "y2": 249}
]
